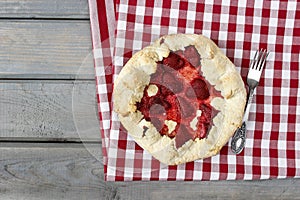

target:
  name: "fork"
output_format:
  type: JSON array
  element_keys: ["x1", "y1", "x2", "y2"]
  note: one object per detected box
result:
[{"x1": 231, "y1": 49, "x2": 270, "y2": 154}]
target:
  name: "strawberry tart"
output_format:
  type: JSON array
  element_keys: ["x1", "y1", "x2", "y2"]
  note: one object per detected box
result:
[{"x1": 113, "y1": 34, "x2": 246, "y2": 165}]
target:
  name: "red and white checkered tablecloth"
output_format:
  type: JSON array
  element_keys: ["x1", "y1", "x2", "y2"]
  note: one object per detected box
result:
[{"x1": 89, "y1": 0, "x2": 300, "y2": 181}]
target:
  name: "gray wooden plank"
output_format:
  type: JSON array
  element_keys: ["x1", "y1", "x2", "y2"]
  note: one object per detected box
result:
[
  {"x1": 0, "y1": 81, "x2": 101, "y2": 141},
  {"x1": 0, "y1": 143, "x2": 117, "y2": 200},
  {"x1": 0, "y1": 0, "x2": 89, "y2": 19},
  {"x1": 0, "y1": 143, "x2": 299, "y2": 200},
  {"x1": 0, "y1": 20, "x2": 94, "y2": 79}
]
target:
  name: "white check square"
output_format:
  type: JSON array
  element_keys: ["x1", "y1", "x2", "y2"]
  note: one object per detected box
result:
[
  {"x1": 285, "y1": 18, "x2": 295, "y2": 29},
  {"x1": 253, "y1": 16, "x2": 261, "y2": 26},
  {"x1": 278, "y1": 157, "x2": 287, "y2": 168},
  {"x1": 244, "y1": 173, "x2": 253, "y2": 180},
  {"x1": 252, "y1": 33, "x2": 260, "y2": 43},
  {"x1": 170, "y1": 8, "x2": 179, "y2": 18},
  {"x1": 282, "y1": 53, "x2": 291, "y2": 62},
  {"x1": 218, "y1": 31, "x2": 228, "y2": 41},
  {"x1": 176, "y1": 169, "x2": 186, "y2": 179},
  {"x1": 263, "y1": 121, "x2": 272, "y2": 132},
  {"x1": 287, "y1": 1, "x2": 297, "y2": 11},
  {"x1": 222, "y1": 0, "x2": 231, "y2": 6},
  {"x1": 270, "y1": 1, "x2": 279, "y2": 10},
  {"x1": 254, "y1": 0, "x2": 263, "y2": 9},
  {"x1": 281, "y1": 87, "x2": 290, "y2": 97},
  {"x1": 203, "y1": 12, "x2": 212, "y2": 22},
  {"x1": 235, "y1": 32, "x2": 244, "y2": 41},
  {"x1": 117, "y1": 20, "x2": 127, "y2": 31},
  {"x1": 238, "y1": 1, "x2": 247, "y2": 7},
  {"x1": 268, "y1": 34, "x2": 277, "y2": 44},
  {"x1": 193, "y1": 170, "x2": 202, "y2": 180},
  {"x1": 234, "y1": 48, "x2": 243, "y2": 59},
  {"x1": 159, "y1": 168, "x2": 169, "y2": 179},
  {"x1": 284, "y1": 36, "x2": 293, "y2": 46},
  {"x1": 187, "y1": 10, "x2": 196, "y2": 20},
  {"x1": 118, "y1": 4, "x2": 128, "y2": 13},
  {"x1": 236, "y1": 15, "x2": 245, "y2": 25},
  {"x1": 153, "y1": 7, "x2": 162, "y2": 17},
  {"x1": 261, "y1": 156, "x2": 270, "y2": 167},
  {"x1": 279, "y1": 122, "x2": 288, "y2": 132},
  {"x1": 185, "y1": 27, "x2": 194, "y2": 33},
  {"x1": 220, "y1": 13, "x2": 229, "y2": 24},
  {"x1": 269, "y1": 17, "x2": 278, "y2": 27},
  {"x1": 210, "y1": 172, "x2": 219, "y2": 180},
  {"x1": 135, "y1": 5, "x2": 145, "y2": 16},
  {"x1": 100, "y1": 101, "x2": 110, "y2": 112},
  {"x1": 102, "y1": 120, "x2": 110, "y2": 130},
  {"x1": 227, "y1": 173, "x2": 236, "y2": 180},
  {"x1": 277, "y1": 140, "x2": 286, "y2": 150}
]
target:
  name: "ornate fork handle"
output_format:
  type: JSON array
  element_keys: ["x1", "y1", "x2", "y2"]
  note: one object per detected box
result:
[
  {"x1": 231, "y1": 87, "x2": 255, "y2": 154},
  {"x1": 231, "y1": 49, "x2": 269, "y2": 154},
  {"x1": 231, "y1": 121, "x2": 246, "y2": 154}
]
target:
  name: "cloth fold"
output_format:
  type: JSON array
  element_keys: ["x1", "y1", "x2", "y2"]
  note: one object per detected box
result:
[{"x1": 89, "y1": 0, "x2": 300, "y2": 181}]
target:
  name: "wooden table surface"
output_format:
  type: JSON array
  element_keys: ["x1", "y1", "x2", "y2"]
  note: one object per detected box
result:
[{"x1": 0, "y1": 1, "x2": 299, "y2": 199}]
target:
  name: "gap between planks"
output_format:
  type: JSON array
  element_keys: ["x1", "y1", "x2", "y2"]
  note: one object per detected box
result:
[
  {"x1": 0, "y1": 0, "x2": 89, "y2": 19},
  {"x1": 0, "y1": 141, "x2": 101, "y2": 148}
]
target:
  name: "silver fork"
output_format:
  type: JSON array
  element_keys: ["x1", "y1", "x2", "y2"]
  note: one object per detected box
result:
[{"x1": 231, "y1": 49, "x2": 270, "y2": 154}]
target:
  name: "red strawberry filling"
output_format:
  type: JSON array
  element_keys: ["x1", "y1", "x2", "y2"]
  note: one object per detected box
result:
[{"x1": 137, "y1": 45, "x2": 222, "y2": 148}]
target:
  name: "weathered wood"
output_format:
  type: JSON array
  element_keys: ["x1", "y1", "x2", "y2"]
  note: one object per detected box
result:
[
  {"x1": 0, "y1": 0, "x2": 89, "y2": 19},
  {"x1": 0, "y1": 143, "x2": 117, "y2": 200},
  {"x1": 0, "y1": 20, "x2": 94, "y2": 79},
  {"x1": 0, "y1": 81, "x2": 101, "y2": 141},
  {"x1": 0, "y1": 143, "x2": 299, "y2": 200}
]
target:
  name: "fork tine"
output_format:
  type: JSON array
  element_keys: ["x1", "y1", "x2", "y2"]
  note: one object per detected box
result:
[
  {"x1": 257, "y1": 49, "x2": 267, "y2": 70},
  {"x1": 258, "y1": 49, "x2": 269, "y2": 71},
  {"x1": 250, "y1": 50, "x2": 259, "y2": 69},
  {"x1": 255, "y1": 49, "x2": 264, "y2": 70},
  {"x1": 260, "y1": 51, "x2": 270, "y2": 70}
]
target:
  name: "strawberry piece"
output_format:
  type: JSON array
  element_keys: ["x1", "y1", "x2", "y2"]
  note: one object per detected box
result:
[
  {"x1": 149, "y1": 103, "x2": 166, "y2": 116},
  {"x1": 186, "y1": 86, "x2": 197, "y2": 99},
  {"x1": 178, "y1": 65, "x2": 199, "y2": 82},
  {"x1": 151, "y1": 64, "x2": 164, "y2": 83},
  {"x1": 196, "y1": 123, "x2": 210, "y2": 139},
  {"x1": 166, "y1": 106, "x2": 180, "y2": 122},
  {"x1": 162, "y1": 72, "x2": 183, "y2": 93},
  {"x1": 159, "y1": 85, "x2": 173, "y2": 97},
  {"x1": 160, "y1": 124, "x2": 169, "y2": 135},
  {"x1": 175, "y1": 125, "x2": 193, "y2": 149},
  {"x1": 211, "y1": 106, "x2": 219, "y2": 119},
  {"x1": 154, "y1": 97, "x2": 171, "y2": 110},
  {"x1": 163, "y1": 52, "x2": 185, "y2": 70},
  {"x1": 184, "y1": 45, "x2": 201, "y2": 67},
  {"x1": 191, "y1": 78, "x2": 210, "y2": 100},
  {"x1": 177, "y1": 96, "x2": 195, "y2": 118},
  {"x1": 175, "y1": 49, "x2": 184, "y2": 57},
  {"x1": 199, "y1": 104, "x2": 212, "y2": 122},
  {"x1": 160, "y1": 124, "x2": 177, "y2": 138},
  {"x1": 150, "y1": 117, "x2": 164, "y2": 132},
  {"x1": 162, "y1": 72, "x2": 176, "y2": 86}
]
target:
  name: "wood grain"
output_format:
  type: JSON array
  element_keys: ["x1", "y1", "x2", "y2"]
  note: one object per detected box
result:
[
  {"x1": 0, "y1": 143, "x2": 116, "y2": 200},
  {"x1": 0, "y1": 81, "x2": 101, "y2": 141},
  {"x1": 0, "y1": 0, "x2": 89, "y2": 19},
  {"x1": 0, "y1": 20, "x2": 94, "y2": 79},
  {"x1": 0, "y1": 143, "x2": 299, "y2": 200}
]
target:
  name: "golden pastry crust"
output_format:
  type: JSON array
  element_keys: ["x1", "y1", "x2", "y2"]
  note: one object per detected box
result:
[{"x1": 113, "y1": 34, "x2": 246, "y2": 165}]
